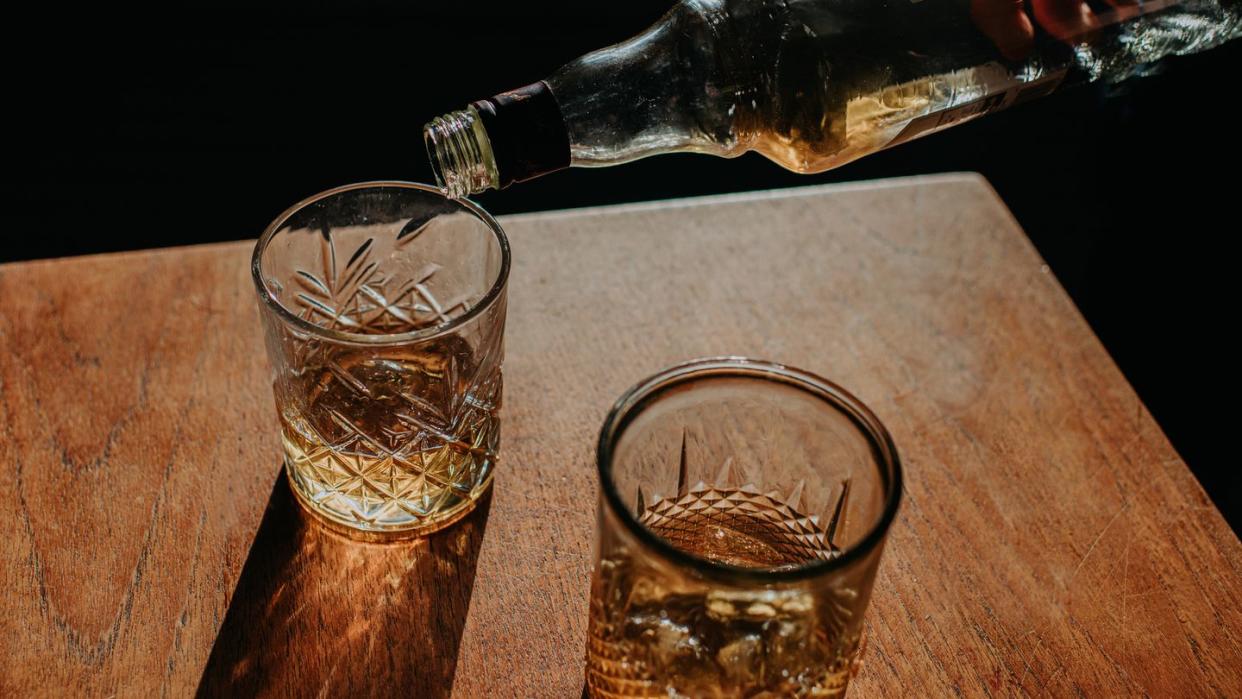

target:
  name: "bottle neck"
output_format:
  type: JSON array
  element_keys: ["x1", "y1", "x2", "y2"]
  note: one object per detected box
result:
[
  {"x1": 424, "y1": 81, "x2": 571, "y2": 198},
  {"x1": 423, "y1": 106, "x2": 499, "y2": 199},
  {"x1": 547, "y1": 3, "x2": 749, "y2": 166}
]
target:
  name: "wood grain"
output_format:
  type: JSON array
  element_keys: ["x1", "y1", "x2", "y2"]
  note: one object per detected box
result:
[
  {"x1": 0, "y1": 244, "x2": 277, "y2": 696},
  {"x1": 2, "y1": 174, "x2": 1240, "y2": 697}
]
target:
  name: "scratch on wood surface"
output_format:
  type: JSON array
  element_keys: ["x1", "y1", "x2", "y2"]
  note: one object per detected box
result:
[
  {"x1": 1037, "y1": 665, "x2": 1066, "y2": 695},
  {"x1": 1011, "y1": 629, "x2": 1040, "y2": 690},
  {"x1": 1067, "y1": 506, "x2": 1127, "y2": 590},
  {"x1": 1118, "y1": 533, "x2": 1135, "y2": 632}
]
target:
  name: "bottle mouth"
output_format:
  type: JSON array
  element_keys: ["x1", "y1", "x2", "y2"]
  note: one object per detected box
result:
[
  {"x1": 423, "y1": 106, "x2": 500, "y2": 200},
  {"x1": 423, "y1": 124, "x2": 452, "y2": 196}
]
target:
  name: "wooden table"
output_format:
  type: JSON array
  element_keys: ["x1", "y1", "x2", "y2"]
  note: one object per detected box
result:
[{"x1": 2, "y1": 174, "x2": 1239, "y2": 697}]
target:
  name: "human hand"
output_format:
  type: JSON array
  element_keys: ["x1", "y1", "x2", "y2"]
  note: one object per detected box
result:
[{"x1": 970, "y1": 0, "x2": 1139, "y2": 60}]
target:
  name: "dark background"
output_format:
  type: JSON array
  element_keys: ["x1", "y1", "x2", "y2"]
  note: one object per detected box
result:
[{"x1": 8, "y1": 3, "x2": 1239, "y2": 531}]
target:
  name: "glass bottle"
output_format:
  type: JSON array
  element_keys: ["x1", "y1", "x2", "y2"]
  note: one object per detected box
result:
[{"x1": 424, "y1": 0, "x2": 1240, "y2": 198}]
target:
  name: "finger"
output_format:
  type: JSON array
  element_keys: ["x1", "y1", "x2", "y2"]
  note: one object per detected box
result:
[
  {"x1": 1031, "y1": 0, "x2": 1101, "y2": 42},
  {"x1": 971, "y1": 0, "x2": 1036, "y2": 60},
  {"x1": 1096, "y1": 0, "x2": 1143, "y2": 26}
]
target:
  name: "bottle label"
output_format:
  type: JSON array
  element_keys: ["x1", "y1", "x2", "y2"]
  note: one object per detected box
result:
[
  {"x1": 472, "y1": 81, "x2": 571, "y2": 188},
  {"x1": 887, "y1": 67, "x2": 1067, "y2": 148}
]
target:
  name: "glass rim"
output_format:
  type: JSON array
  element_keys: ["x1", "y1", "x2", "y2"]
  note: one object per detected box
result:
[
  {"x1": 251, "y1": 180, "x2": 511, "y2": 346},
  {"x1": 596, "y1": 357, "x2": 903, "y2": 583}
]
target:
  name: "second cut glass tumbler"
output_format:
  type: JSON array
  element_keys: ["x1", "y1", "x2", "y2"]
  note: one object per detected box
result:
[
  {"x1": 587, "y1": 358, "x2": 902, "y2": 697},
  {"x1": 253, "y1": 182, "x2": 509, "y2": 539}
]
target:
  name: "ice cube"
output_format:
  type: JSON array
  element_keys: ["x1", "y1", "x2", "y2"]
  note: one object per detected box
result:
[
  {"x1": 717, "y1": 634, "x2": 764, "y2": 685},
  {"x1": 705, "y1": 588, "x2": 815, "y2": 622}
]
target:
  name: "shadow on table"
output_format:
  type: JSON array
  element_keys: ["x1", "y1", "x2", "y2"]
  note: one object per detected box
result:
[{"x1": 196, "y1": 476, "x2": 491, "y2": 698}]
